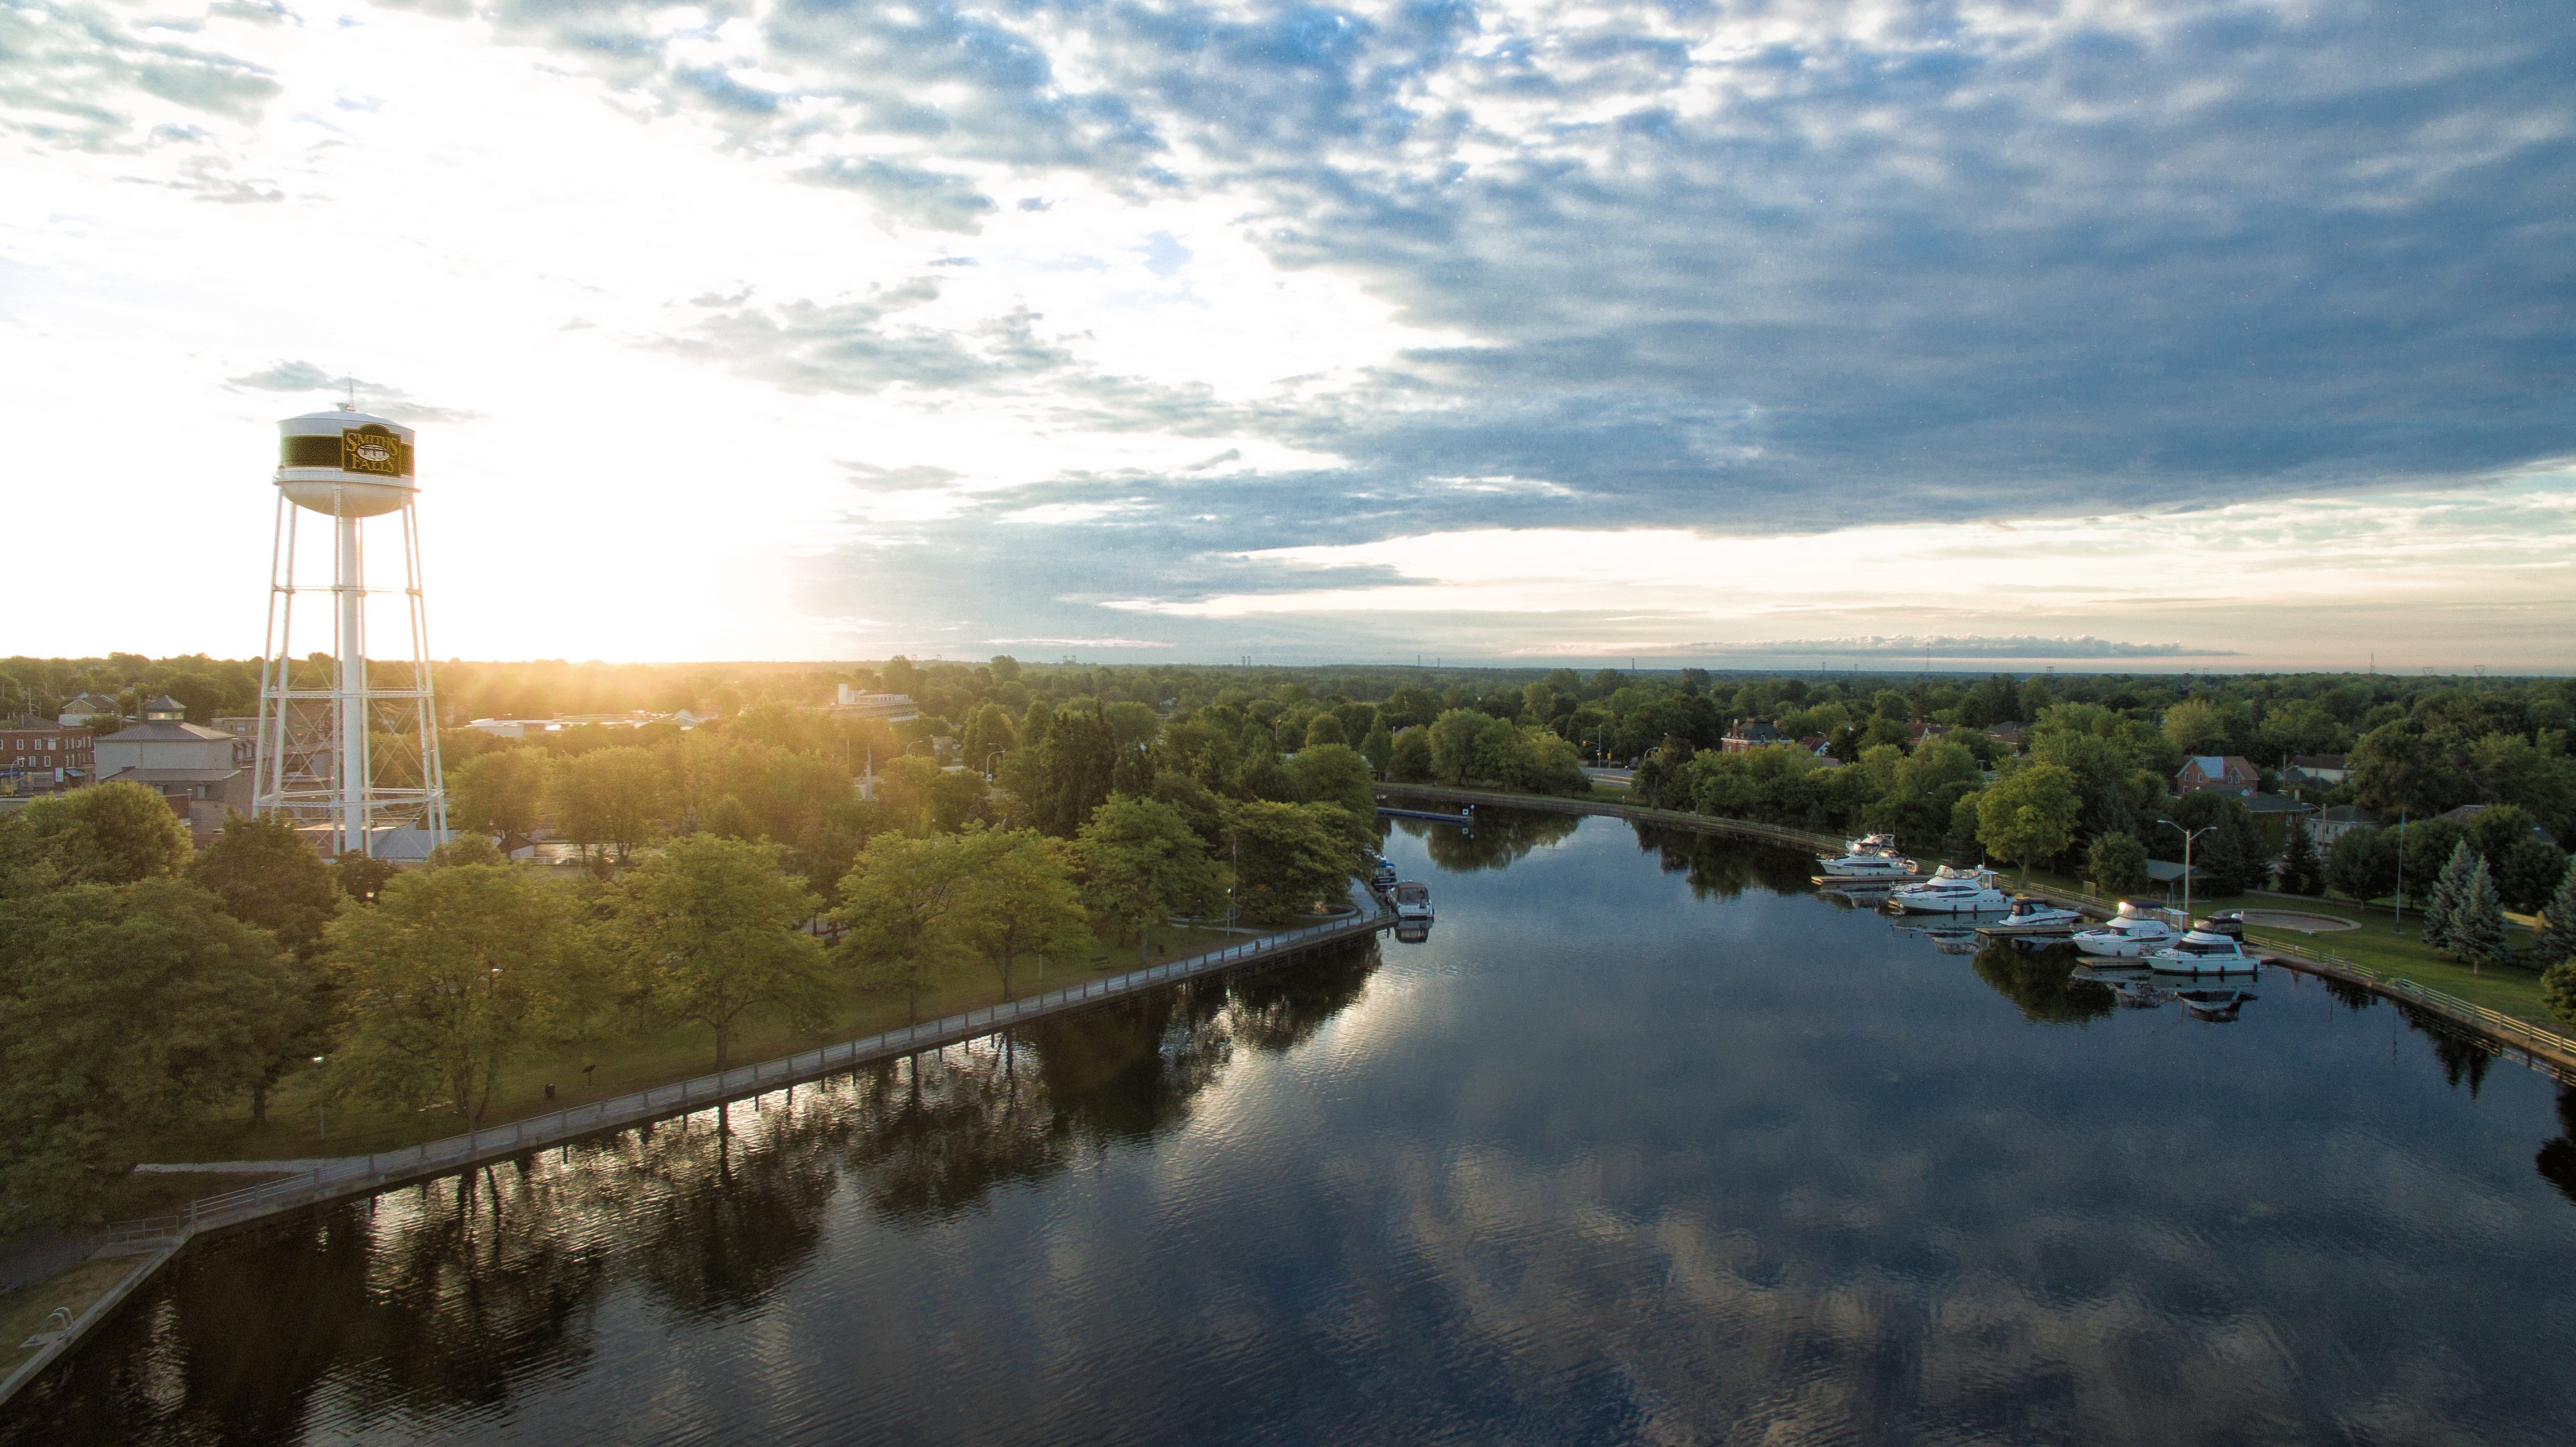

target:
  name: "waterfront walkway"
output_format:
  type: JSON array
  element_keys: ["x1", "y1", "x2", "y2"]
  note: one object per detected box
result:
[{"x1": 0, "y1": 900, "x2": 1391, "y2": 1410}]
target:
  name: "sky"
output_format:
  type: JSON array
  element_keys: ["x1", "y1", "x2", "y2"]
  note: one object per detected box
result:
[{"x1": 2, "y1": 0, "x2": 2571, "y2": 672}]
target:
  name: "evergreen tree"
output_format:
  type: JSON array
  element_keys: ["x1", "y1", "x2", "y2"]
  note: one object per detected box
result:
[
  {"x1": 2277, "y1": 816, "x2": 2322, "y2": 896},
  {"x1": 2445, "y1": 857, "x2": 2511, "y2": 972},
  {"x1": 2419, "y1": 839, "x2": 2477, "y2": 951},
  {"x1": 2535, "y1": 860, "x2": 2576, "y2": 969}
]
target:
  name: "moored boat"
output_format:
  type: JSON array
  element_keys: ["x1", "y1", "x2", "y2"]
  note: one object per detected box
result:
[
  {"x1": 2070, "y1": 902, "x2": 2179, "y2": 959},
  {"x1": 2146, "y1": 928, "x2": 2261, "y2": 976},
  {"x1": 1887, "y1": 865, "x2": 2009, "y2": 915},
  {"x1": 1815, "y1": 851, "x2": 1922, "y2": 882},
  {"x1": 1983, "y1": 896, "x2": 2087, "y2": 933},
  {"x1": 1391, "y1": 880, "x2": 1433, "y2": 922}
]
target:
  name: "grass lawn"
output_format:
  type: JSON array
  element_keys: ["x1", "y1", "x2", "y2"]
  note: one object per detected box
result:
[
  {"x1": 0, "y1": 1256, "x2": 139, "y2": 1377},
  {"x1": 130, "y1": 920, "x2": 1269, "y2": 1168}
]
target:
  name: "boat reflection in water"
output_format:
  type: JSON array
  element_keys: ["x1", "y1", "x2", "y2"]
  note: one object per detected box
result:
[{"x1": 1393, "y1": 917, "x2": 1433, "y2": 944}]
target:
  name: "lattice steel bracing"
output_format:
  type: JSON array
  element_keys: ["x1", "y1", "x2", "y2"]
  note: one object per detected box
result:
[{"x1": 254, "y1": 410, "x2": 448, "y2": 858}]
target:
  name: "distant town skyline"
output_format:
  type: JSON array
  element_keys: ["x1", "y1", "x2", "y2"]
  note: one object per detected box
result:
[{"x1": 4, "y1": 2, "x2": 2570, "y2": 671}]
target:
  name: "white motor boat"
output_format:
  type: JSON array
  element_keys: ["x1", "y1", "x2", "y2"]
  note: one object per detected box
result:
[
  {"x1": 1815, "y1": 851, "x2": 1920, "y2": 882},
  {"x1": 2146, "y1": 929, "x2": 2261, "y2": 976},
  {"x1": 2069, "y1": 902, "x2": 2179, "y2": 959},
  {"x1": 1844, "y1": 831, "x2": 1902, "y2": 856},
  {"x1": 1391, "y1": 881, "x2": 1433, "y2": 922},
  {"x1": 1991, "y1": 896, "x2": 2087, "y2": 931},
  {"x1": 1887, "y1": 865, "x2": 2010, "y2": 915}
]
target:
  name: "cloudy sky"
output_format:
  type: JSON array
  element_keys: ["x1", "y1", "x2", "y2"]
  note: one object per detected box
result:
[{"x1": 4, "y1": 0, "x2": 2570, "y2": 670}]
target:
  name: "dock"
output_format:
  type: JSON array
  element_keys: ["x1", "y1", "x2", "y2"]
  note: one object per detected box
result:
[{"x1": 1378, "y1": 805, "x2": 1474, "y2": 825}]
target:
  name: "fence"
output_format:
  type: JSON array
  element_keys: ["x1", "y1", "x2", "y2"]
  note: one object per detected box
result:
[{"x1": 91, "y1": 907, "x2": 1391, "y2": 1255}]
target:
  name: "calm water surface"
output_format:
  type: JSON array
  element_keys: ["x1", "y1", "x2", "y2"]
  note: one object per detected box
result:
[{"x1": 12, "y1": 813, "x2": 2576, "y2": 1444}]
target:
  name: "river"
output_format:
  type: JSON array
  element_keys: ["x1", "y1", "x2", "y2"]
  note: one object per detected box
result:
[{"x1": 9, "y1": 809, "x2": 2576, "y2": 1444}]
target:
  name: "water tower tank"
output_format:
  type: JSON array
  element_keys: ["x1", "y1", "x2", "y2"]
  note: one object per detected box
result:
[{"x1": 276, "y1": 407, "x2": 416, "y2": 517}]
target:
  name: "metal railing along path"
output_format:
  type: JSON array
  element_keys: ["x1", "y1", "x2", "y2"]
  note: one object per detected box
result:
[{"x1": 88, "y1": 907, "x2": 1393, "y2": 1257}]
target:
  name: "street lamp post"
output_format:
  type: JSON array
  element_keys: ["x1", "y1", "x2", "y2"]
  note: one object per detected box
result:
[
  {"x1": 985, "y1": 748, "x2": 1005, "y2": 781},
  {"x1": 311, "y1": 1055, "x2": 327, "y2": 1140},
  {"x1": 2161, "y1": 820, "x2": 2216, "y2": 922}
]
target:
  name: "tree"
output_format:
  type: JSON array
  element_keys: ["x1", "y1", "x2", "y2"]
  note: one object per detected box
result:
[
  {"x1": 607, "y1": 834, "x2": 828, "y2": 1069},
  {"x1": 1427, "y1": 709, "x2": 1488, "y2": 785},
  {"x1": 1977, "y1": 764, "x2": 2081, "y2": 887},
  {"x1": 2446, "y1": 857, "x2": 2511, "y2": 973},
  {"x1": 1359, "y1": 718, "x2": 1394, "y2": 778},
  {"x1": 2161, "y1": 698, "x2": 2231, "y2": 755},
  {"x1": 2538, "y1": 861, "x2": 2576, "y2": 969},
  {"x1": 1225, "y1": 801, "x2": 1351, "y2": 924},
  {"x1": 325, "y1": 864, "x2": 596, "y2": 1129},
  {"x1": 832, "y1": 832, "x2": 974, "y2": 1022},
  {"x1": 2497, "y1": 838, "x2": 2566, "y2": 915},
  {"x1": 188, "y1": 810, "x2": 337, "y2": 956},
  {"x1": 2325, "y1": 825, "x2": 2399, "y2": 904},
  {"x1": 2419, "y1": 839, "x2": 2478, "y2": 953},
  {"x1": 332, "y1": 850, "x2": 399, "y2": 904},
  {"x1": 2277, "y1": 816, "x2": 2323, "y2": 896},
  {"x1": 0, "y1": 878, "x2": 303, "y2": 1226},
  {"x1": 186, "y1": 811, "x2": 339, "y2": 1123},
  {"x1": 1388, "y1": 727, "x2": 1434, "y2": 783},
  {"x1": 1078, "y1": 796, "x2": 1224, "y2": 964},
  {"x1": 951, "y1": 830, "x2": 1092, "y2": 997},
  {"x1": 2088, "y1": 832, "x2": 2151, "y2": 898},
  {"x1": 1287, "y1": 742, "x2": 1375, "y2": 821},
  {"x1": 1303, "y1": 714, "x2": 1347, "y2": 748},
  {"x1": 12, "y1": 781, "x2": 192, "y2": 884},
  {"x1": 553, "y1": 745, "x2": 671, "y2": 864},
  {"x1": 447, "y1": 747, "x2": 552, "y2": 855}
]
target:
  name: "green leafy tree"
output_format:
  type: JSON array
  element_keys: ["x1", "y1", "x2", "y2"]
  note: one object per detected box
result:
[
  {"x1": 1977, "y1": 764, "x2": 2081, "y2": 887},
  {"x1": 332, "y1": 850, "x2": 399, "y2": 904},
  {"x1": 2497, "y1": 838, "x2": 2568, "y2": 915},
  {"x1": 1303, "y1": 714, "x2": 1348, "y2": 748},
  {"x1": 1427, "y1": 709, "x2": 1489, "y2": 785},
  {"x1": 1359, "y1": 718, "x2": 1394, "y2": 778},
  {"x1": 1287, "y1": 742, "x2": 1376, "y2": 821},
  {"x1": 553, "y1": 745, "x2": 672, "y2": 864},
  {"x1": 703, "y1": 793, "x2": 760, "y2": 840},
  {"x1": 2445, "y1": 856, "x2": 2511, "y2": 972},
  {"x1": 187, "y1": 811, "x2": 339, "y2": 1123},
  {"x1": 188, "y1": 810, "x2": 337, "y2": 956},
  {"x1": 2325, "y1": 825, "x2": 2399, "y2": 904},
  {"x1": 0, "y1": 878, "x2": 303, "y2": 1226},
  {"x1": 1225, "y1": 800, "x2": 1353, "y2": 924},
  {"x1": 2088, "y1": 832, "x2": 2151, "y2": 898},
  {"x1": 447, "y1": 747, "x2": 552, "y2": 855},
  {"x1": 325, "y1": 864, "x2": 596, "y2": 1129},
  {"x1": 427, "y1": 835, "x2": 507, "y2": 867},
  {"x1": 607, "y1": 834, "x2": 828, "y2": 1068},
  {"x1": 951, "y1": 829, "x2": 1092, "y2": 996},
  {"x1": 2162, "y1": 698, "x2": 2233, "y2": 755},
  {"x1": 1078, "y1": 796, "x2": 1224, "y2": 964},
  {"x1": 2419, "y1": 839, "x2": 2478, "y2": 952},
  {"x1": 1388, "y1": 727, "x2": 1434, "y2": 783},
  {"x1": 832, "y1": 832, "x2": 974, "y2": 1022},
  {"x1": 13, "y1": 781, "x2": 192, "y2": 884}
]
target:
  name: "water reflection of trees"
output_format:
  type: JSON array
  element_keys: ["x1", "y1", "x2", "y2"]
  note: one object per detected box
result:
[
  {"x1": 0, "y1": 943, "x2": 1382, "y2": 1444},
  {"x1": 1390, "y1": 808, "x2": 1580, "y2": 871},
  {"x1": 2536, "y1": 1086, "x2": 2576, "y2": 1207},
  {"x1": 1627, "y1": 824, "x2": 1813, "y2": 900},
  {"x1": 1969, "y1": 943, "x2": 2116, "y2": 1026}
]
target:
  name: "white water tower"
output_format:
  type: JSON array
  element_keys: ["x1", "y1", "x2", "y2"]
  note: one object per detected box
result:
[{"x1": 253, "y1": 406, "x2": 449, "y2": 858}]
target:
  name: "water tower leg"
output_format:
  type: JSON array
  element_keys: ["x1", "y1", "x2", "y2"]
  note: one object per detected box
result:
[{"x1": 337, "y1": 511, "x2": 367, "y2": 857}]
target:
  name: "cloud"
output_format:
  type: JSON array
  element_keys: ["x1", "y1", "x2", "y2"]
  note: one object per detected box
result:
[
  {"x1": 0, "y1": 1, "x2": 282, "y2": 152},
  {"x1": 225, "y1": 359, "x2": 480, "y2": 423},
  {"x1": 800, "y1": 156, "x2": 996, "y2": 233},
  {"x1": 1678, "y1": 636, "x2": 2231, "y2": 661}
]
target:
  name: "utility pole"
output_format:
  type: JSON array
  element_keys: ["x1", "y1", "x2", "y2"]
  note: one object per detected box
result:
[{"x1": 2162, "y1": 820, "x2": 2215, "y2": 923}]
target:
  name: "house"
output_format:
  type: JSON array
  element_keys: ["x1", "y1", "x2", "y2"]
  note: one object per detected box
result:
[
  {"x1": 1986, "y1": 722, "x2": 2027, "y2": 749},
  {"x1": 55, "y1": 693, "x2": 121, "y2": 728},
  {"x1": 2283, "y1": 754, "x2": 2348, "y2": 787},
  {"x1": 2, "y1": 718, "x2": 94, "y2": 794},
  {"x1": 2175, "y1": 755, "x2": 2260, "y2": 798},
  {"x1": 93, "y1": 716, "x2": 253, "y2": 842},
  {"x1": 139, "y1": 694, "x2": 188, "y2": 722},
  {"x1": 829, "y1": 688, "x2": 920, "y2": 722},
  {"x1": 1721, "y1": 718, "x2": 1787, "y2": 753},
  {"x1": 1907, "y1": 720, "x2": 1949, "y2": 745},
  {"x1": 2314, "y1": 805, "x2": 2381, "y2": 846},
  {"x1": 1794, "y1": 734, "x2": 1841, "y2": 769},
  {"x1": 2437, "y1": 804, "x2": 2561, "y2": 849}
]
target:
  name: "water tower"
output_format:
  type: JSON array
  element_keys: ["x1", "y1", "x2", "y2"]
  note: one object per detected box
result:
[{"x1": 253, "y1": 406, "x2": 449, "y2": 858}]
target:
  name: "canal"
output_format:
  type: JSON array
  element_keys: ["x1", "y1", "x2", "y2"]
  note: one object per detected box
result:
[{"x1": 9, "y1": 810, "x2": 2576, "y2": 1444}]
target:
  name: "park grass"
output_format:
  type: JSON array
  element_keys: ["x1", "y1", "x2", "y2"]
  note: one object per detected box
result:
[
  {"x1": 128, "y1": 920, "x2": 1265, "y2": 1168},
  {"x1": 0, "y1": 1256, "x2": 137, "y2": 1375}
]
